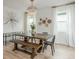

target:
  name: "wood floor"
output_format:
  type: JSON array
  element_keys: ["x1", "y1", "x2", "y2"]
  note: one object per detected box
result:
[{"x1": 3, "y1": 42, "x2": 75, "y2": 59}]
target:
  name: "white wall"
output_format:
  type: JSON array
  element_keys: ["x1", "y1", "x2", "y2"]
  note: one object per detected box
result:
[{"x1": 36, "y1": 7, "x2": 54, "y2": 34}]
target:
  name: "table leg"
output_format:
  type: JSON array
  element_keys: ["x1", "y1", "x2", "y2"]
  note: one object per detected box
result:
[
  {"x1": 12, "y1": 35, "x2": 14, "y2": 40},
  {"x1": 3, "y1": 35, "x2": 5, "y2": 45},
  {"x1": 21, "y1": 37, "x2": 28, "y2": 48},
  {"x1": 39, "y1": 39, "x2": 42, "y2": 44},
  {"x1": 37, "y1": 39, "x2": 43, "y2": 53},
  {"x1": 5, "y1": 36, "x2": 7, "y2": 45},
  {"x1": 24, "y1": 37, "x2": 28, "y2": 42},
  {"x1": 13, "y1": 43, "x2": 18, "y2": 51}
]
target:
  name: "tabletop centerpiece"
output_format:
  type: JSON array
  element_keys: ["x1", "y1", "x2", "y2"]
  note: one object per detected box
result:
[{"x1": 30, "y1": 23, "x2": 36, "y2": 36}]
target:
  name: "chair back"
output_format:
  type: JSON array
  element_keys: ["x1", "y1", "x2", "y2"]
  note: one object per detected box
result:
[
  {"x1": 42, "y1": 32, "x2": 48, "y2": 35},
  {"x1": 51, "y1": 35, "x2": 55, "y2": 44}
]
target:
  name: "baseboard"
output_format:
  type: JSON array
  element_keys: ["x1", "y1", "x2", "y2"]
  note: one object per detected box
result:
[{"x1": 55, "y1": 43, "x2": 75, "y2": 48}]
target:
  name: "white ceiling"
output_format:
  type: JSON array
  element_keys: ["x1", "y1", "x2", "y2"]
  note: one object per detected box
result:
[{"x1": 3, "y1": 0, "x2": 75, "y2": 10}]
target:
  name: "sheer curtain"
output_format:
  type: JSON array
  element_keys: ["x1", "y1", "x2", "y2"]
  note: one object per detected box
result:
[
  {"x1": 53, "y1": 4, "x2": 75, "y2": 47},
  {"x1": 66, "y1": 4, "x2": 75, "y2": 47}
]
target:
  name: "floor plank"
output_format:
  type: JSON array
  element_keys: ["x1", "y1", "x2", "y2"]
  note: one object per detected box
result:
[{"x1": 3, "y1": 43, "x2": 75, "y2": 59}]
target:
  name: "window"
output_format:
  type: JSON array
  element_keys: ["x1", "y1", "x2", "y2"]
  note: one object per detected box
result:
[
  {"x1": 27, "y1": 15, "x2": 36, "y2": 33},
  {"x1": 56, "y1": 11, "x2": 67, "y2": 32},
  {"x1": 56, "y1": 12, "x2": 67, "y2": 22}
]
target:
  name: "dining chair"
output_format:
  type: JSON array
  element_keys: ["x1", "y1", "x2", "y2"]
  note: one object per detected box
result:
[{"x1": 43, "y1": 35, "x2": 55, "y2": 55}]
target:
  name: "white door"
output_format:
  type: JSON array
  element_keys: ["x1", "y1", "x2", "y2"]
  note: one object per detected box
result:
[
  {"x1": 54, "y1": 5, "x2": 75, "y2": 47},
  {"x1": 55, "y1": 9, "x2": 69, "y2": 45}
]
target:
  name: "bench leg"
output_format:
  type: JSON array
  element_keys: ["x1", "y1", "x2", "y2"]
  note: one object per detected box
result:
[
  {"x1": 13, "y1": 43, "x2": 18, "y2": 51},
  {"x1": 31, "y1": 48, "x2": 36, "y2": 59}
]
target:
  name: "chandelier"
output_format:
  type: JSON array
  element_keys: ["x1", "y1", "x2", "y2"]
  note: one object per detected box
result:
[{"x1": 27, "y1": 0, "x2": 37, "y2": 15}]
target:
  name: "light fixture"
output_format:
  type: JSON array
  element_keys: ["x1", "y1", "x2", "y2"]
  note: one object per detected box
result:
[{"x1": 27, "y1": 0, "x2": 37, "y2": 15}]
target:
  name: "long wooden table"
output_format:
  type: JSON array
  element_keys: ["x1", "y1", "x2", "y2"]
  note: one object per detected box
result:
[
  {"x1": 13, "y1": 33, "x2": 52, "y2": 51},
  {"x1": 11, "y1": 33, "x2": 52, "y2": 59}
]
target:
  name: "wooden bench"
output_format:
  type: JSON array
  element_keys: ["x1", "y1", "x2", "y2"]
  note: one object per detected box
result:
[{"x1": 11, "y1": 40, "x2": 42, "y2": 59}]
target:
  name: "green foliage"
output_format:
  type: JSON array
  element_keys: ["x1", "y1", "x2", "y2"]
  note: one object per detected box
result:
[{"x1": 30, "y1": 23, "x2": 35, "y2": 30}]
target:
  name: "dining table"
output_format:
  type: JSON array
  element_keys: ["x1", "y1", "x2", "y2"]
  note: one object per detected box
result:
[
  {"x1": 4, "y1": 32, "x2": 53, "y2": 59},
  {"x1": 13, "y1": 33, "x2": 52, "y2": 47}
]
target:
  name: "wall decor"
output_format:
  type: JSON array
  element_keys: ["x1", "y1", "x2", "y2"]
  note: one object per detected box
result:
[
  {"x1": 40, "y1": 18, "x2": 42, "y2": 21},
  {"x1": 38, "y1": 22, "x2": 42, "y2": 25},
  {"x1": 47, "y1": 19, "x2": 51, "y2": 23},
  {"x1": 42, "y1": 20, "x2": 46, "y2": 24},
  {"x1": 38, "y1": 17, "x2": 52, "y2": 27},
  {"x1": 4, "y1": 12, "x2": 18, "y2": 24}
]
